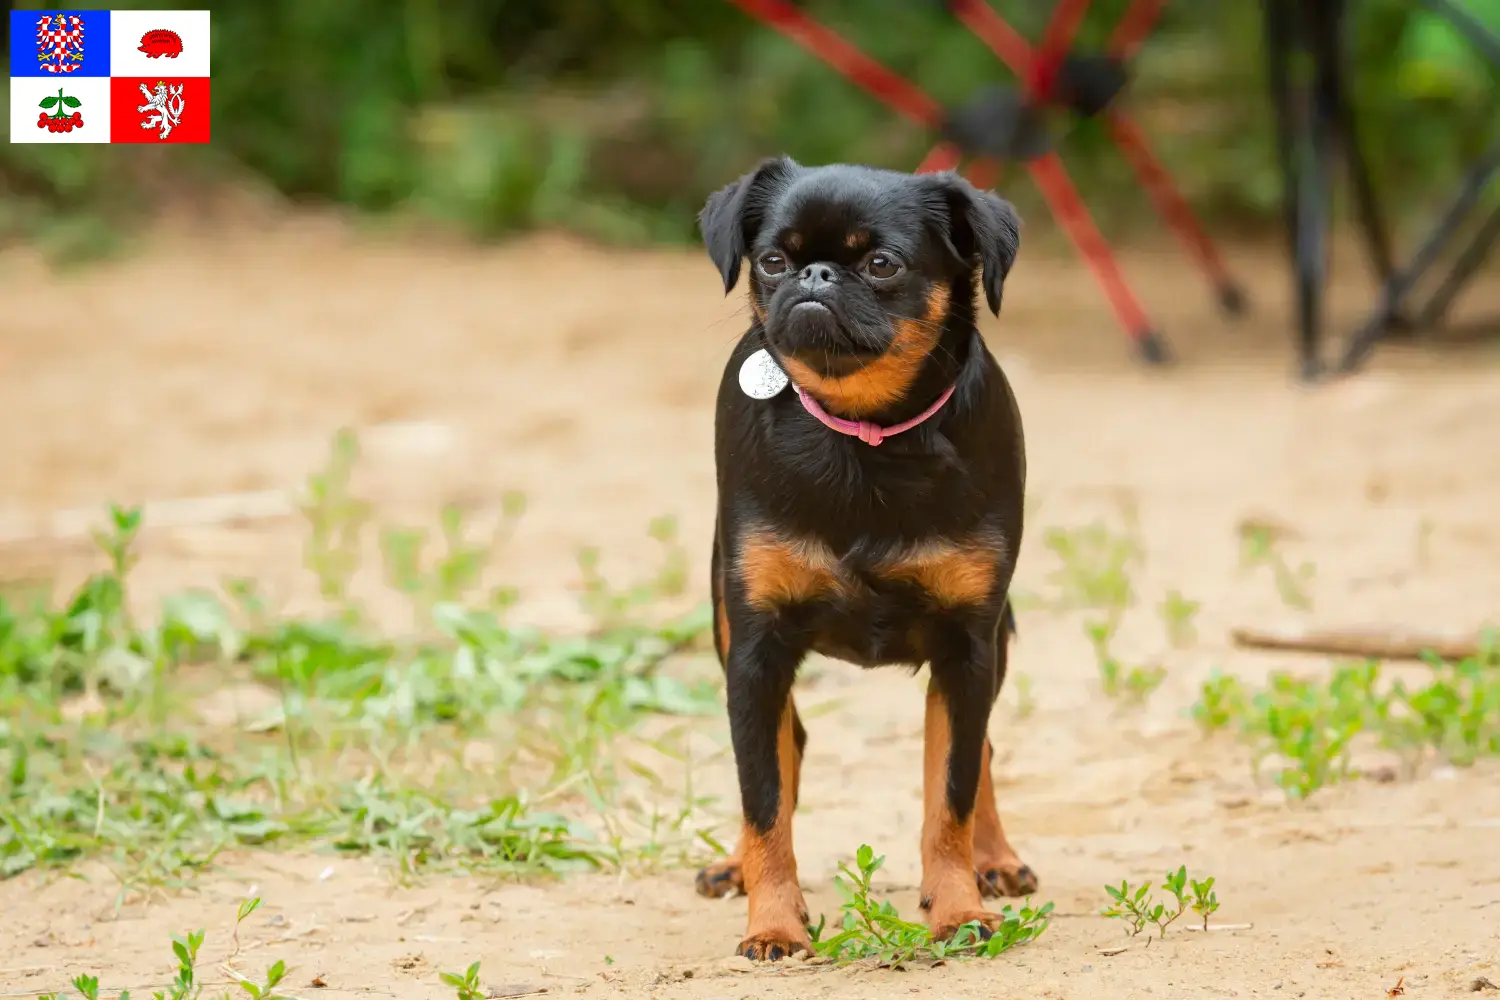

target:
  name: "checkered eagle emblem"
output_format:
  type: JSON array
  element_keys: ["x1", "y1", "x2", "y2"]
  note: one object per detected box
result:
[{"x1": 35, "y1": 13, "x2": 85, "y2": 75}]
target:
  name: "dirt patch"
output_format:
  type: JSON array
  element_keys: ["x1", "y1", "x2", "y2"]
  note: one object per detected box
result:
[{"x1": 2, "y1": 223, "x2": 1499, "y2": 998}]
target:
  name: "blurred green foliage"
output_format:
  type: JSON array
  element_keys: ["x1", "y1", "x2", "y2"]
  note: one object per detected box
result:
[{"x1": 4, "y1": 0, "x2": 1500, "y2": 254}]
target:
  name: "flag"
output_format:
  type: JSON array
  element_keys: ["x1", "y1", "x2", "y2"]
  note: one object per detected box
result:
[{"x1": 9, "y1": 9, "x2": 210, "y2": 144}]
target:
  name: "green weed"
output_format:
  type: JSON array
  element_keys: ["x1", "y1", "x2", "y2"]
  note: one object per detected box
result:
[
  {"x1": 0, "y1": 430, "x2": 719, "y2": 890},
  {"x1": 1238, "y1": 522, "x2": 1315, "y2": 611},
  {"x1": 38, "y1": 898, "x2": 292, "y2": 1000},
  {"x1": 1188, "y1": 644, "x2": 1500, "y2": 800},
  {"x1": 1190, "y1": 670, "x2": 1248, "y2": 734},
  {"x1": 809, "y1": 844, "x2": 1053, "y2": 966},
  {"x1": 440, "y1": 961, "x2": 486, "y2": 1000},
  {"x1": 1102, "y1": 866, "x2": 1221, "y2": 941},
  {"x1": 1086, "y1": 618, "x2": 1166, "y2": 704},
  {"x1": 1042, "y1": 520, "x2": 1141, "y2": 613},
  {"x1": 1010, "y1": 673, "x2": 1037, "y2": 719},
  {"x1": 1158, "y1": 590, "x2": 1200, "y2": 648}
]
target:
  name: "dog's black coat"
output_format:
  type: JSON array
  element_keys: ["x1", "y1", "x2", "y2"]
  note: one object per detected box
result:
[{"x1": 697, "y1": 157, "x2": 1028, "y2": 955}]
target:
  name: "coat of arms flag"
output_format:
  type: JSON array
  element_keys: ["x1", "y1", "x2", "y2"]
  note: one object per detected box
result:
[{"x1": 10, "y1": 9, "x2": 210, "y2": 144}]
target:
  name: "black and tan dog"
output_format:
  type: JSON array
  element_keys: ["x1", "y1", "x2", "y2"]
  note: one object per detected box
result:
[{"x1": 693, "y1": 156, "x2": 1036, "y2": 961}]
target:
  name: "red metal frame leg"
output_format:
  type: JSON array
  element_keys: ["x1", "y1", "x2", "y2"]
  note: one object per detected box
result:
[
  {"x1": 1033, "y1": 0, "x2": 1096, "y2": 94},
  {"x1": 949, "y1": 0, "x2": 1035, "y2": 77},
  {"x1": 1107, "y1": 0, "x2": 1171, "y2": 62},
  {"x1": 1026, "y1": 153, "x2": 1170, "y2": 362},
  {"x1": 724, "y1": 0, "x2": 1178, "y2": 361},
  {"x1": 722, "y1": 0, "x2": 942, "y2": 128},
  {"x1": 964, "y1": 158, "x2": 1002, "y2": 190},
  {"x1": 916, "y1": 143, "x2": 964, "y2": 174},
  {"x1": 1105, "y1": 110, "x2": 1246, "y2": 313}
]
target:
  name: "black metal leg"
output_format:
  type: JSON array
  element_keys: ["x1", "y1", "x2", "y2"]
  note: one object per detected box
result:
[
  {"x1": 1266, "y1": 0, "x2": 1328, "y2": 379},
  {"x1": 1421, "y1": 0, "x2": 1500, "y2": 67},
  {"x1": 1295, "y1": 102, "x2": 1334, "y2": 380},
  {"x1": 1413, "y1": 200, "x2": 1500, "y2": 329},
  {"x1": 1337, "y1": 136, "x2": 1500, "y2": 372},
  {"x1": 1313, "y1": 0, "x2": 1398, "y2": 289}
]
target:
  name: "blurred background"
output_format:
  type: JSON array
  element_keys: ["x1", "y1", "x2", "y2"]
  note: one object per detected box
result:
[{"x1": 5, "y1": 0, "x2": 1500, "y2": 256}]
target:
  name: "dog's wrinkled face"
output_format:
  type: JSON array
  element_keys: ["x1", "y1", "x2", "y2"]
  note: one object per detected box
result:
[{"x1": 700, "y1": 158, "x2": 1019, "y2": 403}]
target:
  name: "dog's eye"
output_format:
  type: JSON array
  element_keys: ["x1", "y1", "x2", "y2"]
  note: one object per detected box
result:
[
  {"x1": 865, "y1": 254, "x2": 901, "y2": 279},
  {"x1": 758, "y1": 254, "x2": 788, "y2": 277}
]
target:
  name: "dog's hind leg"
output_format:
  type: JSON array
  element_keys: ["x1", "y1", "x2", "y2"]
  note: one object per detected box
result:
[
  {"x1": 972, "y1": 738, "x2": 1038, "y2": 898},
  {"x1": 973, "y1": 607, "x2": 1036, "y2": 896}
]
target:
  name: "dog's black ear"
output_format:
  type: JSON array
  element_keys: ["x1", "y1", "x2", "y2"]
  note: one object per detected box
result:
[
  {"x1": 698, "y1": 156, "x2": 799, "y2": 294},
  {"x1": 923, "y1": 173, "x2": 1021, "y2": 316}
]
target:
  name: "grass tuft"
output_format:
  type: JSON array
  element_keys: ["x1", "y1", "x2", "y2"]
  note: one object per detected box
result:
[{"x1": 1, "y1": 430, "x2": 720, "y2": 893}]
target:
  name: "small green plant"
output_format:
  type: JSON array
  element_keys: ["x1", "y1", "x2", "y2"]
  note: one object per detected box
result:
[
  {"x1": 1190, "y1": 670, "x2": 1248, "y2": 734},
  {"x1": 230, "y1": 896, "x2": 262, "y2": 962},
  {"x1": 1190, "y1": 875, "x2": 1220, "y2": 931},
  {"x1": 1157, "y1": 865, "x2": 1192, "y2": 936},
  {"x1": 440, "y1": 960, "x2": 485, "y2": 1000},
  {"x1": 1239, "y1": 522, "x2": 1315, "y2": 611},
  {"x1": 1010, "y1": 673, "x2": 1037, "y2": 719},
  {"x1": 381, "y1": 492, "x2": 526, "y2": 621},
  {"x1": 1101, "y1": 879, "x2": 1160, "y2": 938},
  {"x1": 576, "y1": 514, "x2": 690, "y2": 627},
  {"x1": 1243, "y1": 668, "x2": 1370, "y2": 798},
  {"x1": 228, "y1": 959, "x2": 289, "y2": 1000},
  {"x1": 1086, "y1": 619, "x2": 1166, "y2": 704},
  {"x1": 37, "y1": 902, "x2": 294, "y2": 1000},
  {"x1": 1158, "y1": 590, "x2": 1200, "y2": 648},
  {"x1": 810, "y1": 845, "x2": 1053, "y2": 965},
  {"x1": 1103, "y1": 867, "x2": 1221, "y2": 940},
  {"x1": 1042, "y1": 520, "x2": 1141, "y2": 612},
  {"x1": 161, "y1": 929, "x2": 205, "y2": 1000},
  {"x1": 299, "y1": 428, "x2": 372, "y2": 609}
]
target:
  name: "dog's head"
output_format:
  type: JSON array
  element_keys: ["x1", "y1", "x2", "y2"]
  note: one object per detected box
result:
[{"x1": 699, "y1": 157, "x2": 1019, "y2": 412}]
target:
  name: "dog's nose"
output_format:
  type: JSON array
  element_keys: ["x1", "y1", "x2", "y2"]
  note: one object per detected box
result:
[{"x1": 798, "y1": 263, "x2": 839, "y2": 291}]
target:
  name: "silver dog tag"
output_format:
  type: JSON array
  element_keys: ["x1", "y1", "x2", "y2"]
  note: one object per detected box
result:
[{"x1": 738, "y1": 348, "x2": 789, "y2": 400}]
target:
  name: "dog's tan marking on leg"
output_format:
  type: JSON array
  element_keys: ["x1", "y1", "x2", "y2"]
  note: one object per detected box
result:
[
  {"x1": 879, "y1": 539, "x2": 1000, "y2": 607},
  {"x1": 972, "y1": 738, "x2": 1038, "y2": 898},
  {"x1": 738, "y1": 529, "x2": 846, "y2": 610},
  {"x1": 920, "y1": 681, "x2": 997, "y2": 939},
  {"x1": 737, "y1": 698, "x2": 810, "y2": 960},
  {"x1": 782, "y1": 283, "x2": 951, "y2": 416}
]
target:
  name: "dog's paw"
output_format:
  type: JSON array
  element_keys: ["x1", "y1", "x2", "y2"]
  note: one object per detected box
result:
[
  {"x1": 695, "y1": 859, "x2": 744, "y2": 898},
  {"x1": 736, "y1": 929, "x2": 812, "y2": 962},
  {"x1": 976, "y1": 860, "x2": 1038, "y2": 898},
  {"x1": 929, "y1": 909, "x2": 1002, "y2": 943}
]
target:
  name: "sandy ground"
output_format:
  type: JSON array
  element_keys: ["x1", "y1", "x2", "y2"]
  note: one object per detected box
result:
[{"x1": 2, "y1": 216, "x2": 1499, "y2": 999}]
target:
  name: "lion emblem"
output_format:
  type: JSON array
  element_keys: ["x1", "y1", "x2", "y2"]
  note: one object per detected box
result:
[{"x1": 137, "y1": 81, "x2": 185, "y2": 140}]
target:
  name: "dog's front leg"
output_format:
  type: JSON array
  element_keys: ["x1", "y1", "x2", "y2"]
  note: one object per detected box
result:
[
  {"x1": 724, "y1": 620, "x2": 810, "y2": 961},
  {"x1": 920, "y1": 621, "x2": 1003, "y2": 940}
]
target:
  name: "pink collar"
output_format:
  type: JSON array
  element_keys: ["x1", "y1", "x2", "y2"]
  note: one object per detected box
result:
[{"x1": 794, "y1": 383, "x2": 957, "y2": 446}]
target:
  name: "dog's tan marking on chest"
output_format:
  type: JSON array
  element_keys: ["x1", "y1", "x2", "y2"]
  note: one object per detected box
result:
[
  {"x1": 878, "y1": 538, "x2": 1002, "y2": 607},
  {"x1": 738, "y1": 529, "x2": 848, "y2": 610},
  {"x1": 782, "y1": 283, "x2": 951, "y2": 417}
]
